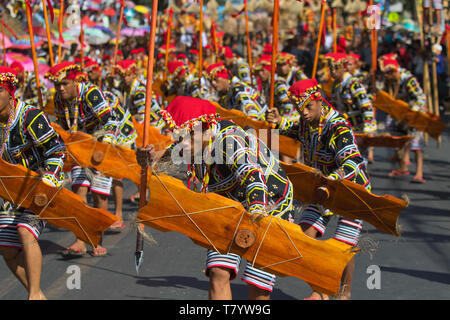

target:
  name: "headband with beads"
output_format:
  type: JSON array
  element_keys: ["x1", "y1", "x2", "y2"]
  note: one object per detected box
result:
[{"x1": 288, "y1": 84, "x2": 322, "y2": 112}]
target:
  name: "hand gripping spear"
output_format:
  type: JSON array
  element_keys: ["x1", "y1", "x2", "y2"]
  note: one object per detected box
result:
[{"x1": 135, "y1": 0, "x2": 159, "y2": 275}]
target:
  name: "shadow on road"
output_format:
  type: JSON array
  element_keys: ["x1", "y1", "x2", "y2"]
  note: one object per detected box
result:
[
  {"x1": 380, "y1": 266, "x2": 450, "y2": 285},
  {"x1": 135, "y1": 275, "x2": 298, "y2": 300}
]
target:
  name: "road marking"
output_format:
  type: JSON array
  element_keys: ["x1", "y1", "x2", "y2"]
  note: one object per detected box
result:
[
  {"x1": 0, "y1": 229, "x2": 74, "y2": 298},
  {"x1": 43, "y1": 223, "x2": 133, "y2": 299}
]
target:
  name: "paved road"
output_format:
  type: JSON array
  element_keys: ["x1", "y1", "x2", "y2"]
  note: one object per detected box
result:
[{"x1": 0, "y1": 118, "x2": 449, "y2": 300}]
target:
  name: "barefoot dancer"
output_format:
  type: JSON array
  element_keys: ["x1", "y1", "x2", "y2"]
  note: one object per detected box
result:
[
  {"x1": 267, "y1": 79, "x2": 371, "y2": 300},
  {"x1": 137, "y1": 96, "x2": 295, "y2": 300},
  {"x1": 0, "y1": 67, "x2": 66, "y2": 299},
  {"x1": 45, "y1": 62, "x2": 118, "y2": 257}
]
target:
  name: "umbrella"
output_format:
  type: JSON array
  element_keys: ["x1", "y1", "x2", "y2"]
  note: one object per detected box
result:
[
  {"x1": 0, "y1": 33, "x2": 14, "y2": 49},
  {"x1": 138, "y1": 26, "x2": 151, "y2": 33},
  {"x1": 9, "y1": 35, "x2": 43, "y2": 49},
  {"x1": 85, "y1": 27, "x2": 110, "y2": 38},
  {"x1": 93, "y1": 26, "x2": 115, "y2": 37},
  {"x1": 33, "y1": 26, "x2": 57, "y2": 42},
  {"x1": 134, "y1": 5, "x2": 149, "y2": 14},
  {"x1": 121, "y1": 27, "x2": 146, "y2": 37},
  {"x1": 125, "y1": 1, "x2": 136, "y2": 9},
  {"x1": 5, "y1": 52, "x2": 34, "y2": 71},
  {"x1": 83, "y1": 27, "x2": 111, "y2": 45}
]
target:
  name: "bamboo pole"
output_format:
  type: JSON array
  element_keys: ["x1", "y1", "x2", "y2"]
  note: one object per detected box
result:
[
  {"x1": 42, "y1": 0, "x2": 55, "y2": 67},
  {"x1": 25, "y1": 1, "x2": 44, "y2": 110},
  {"x1": 312, "y1": 0, "x2": 327, "y2": 79}
]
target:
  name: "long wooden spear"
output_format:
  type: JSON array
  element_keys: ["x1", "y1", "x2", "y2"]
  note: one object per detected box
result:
[
  {"x1": 312, "y1": 0, "x2": 327, "y2": 79},
  {"x1": 58, "y1": 0, "x2": 65, "y2": 64},
  {"x1": 210, "y1": 21, "x2": 218, "y2": 63},
  {"x1": 135, "y1": 0, "x2": 159, "y2": 274},
  {"x1": 1, "y1": 19, "x2": 5, "y2": 64},
  {"x1": 332, "y1": 8, "x2": 337, "y2": 53},
  {"x1": 25, "y1": 0, "x2": 44, "y2": 110},
  {"x1": 112, "y1": 0, "x2": 125, "y2": 75},
  {"x1": 369, "y1": 0, "x2": 377, "y2": 89},
  {"x1": 198, "y1": 0, "x2": 204, "y2": 88},
  {"x1": 244, "y1": 0, "x2": 253, "y2": 87},
  {"x1": 80, "y1": 18, "x2": 84, "y2": 71},
  {"x1": 269, "y1": 0, "x2": 279, "y2": 111},
  {"x1": 42, "y1": 0, "x2": 55, "y2": 67},
  {"x1": 267, "y1": 0, "x2": 280, "y2": 151},
  {"x1": 163, "y1": 8, "x2": 173, "y2": 82}
]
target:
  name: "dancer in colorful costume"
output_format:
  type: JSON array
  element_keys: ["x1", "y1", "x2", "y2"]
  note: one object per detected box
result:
[
  {"x1": 137, "y1": 96, "x2": 295, "y2": 300},
  {"x1": 267, "y1": 79, "x2": 371, "y2": 300},
  {"x1": 0, "y1": 67, "x2": 66, "y2": 299}
]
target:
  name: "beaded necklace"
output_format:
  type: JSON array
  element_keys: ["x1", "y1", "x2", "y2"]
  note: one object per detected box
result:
[
  {"x1": 63, "y1": 83, "x2": 81, "y2": 132},
  {"x1": 0, "y1": 99, "x2": 17, "y2": 159},
  {"x1": 308, "y1": 101, "x2": 333, "y2": 167}
]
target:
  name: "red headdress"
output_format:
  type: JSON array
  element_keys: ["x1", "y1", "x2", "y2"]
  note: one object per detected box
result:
[
  {"x1": 346, "y1": 53, "x2": 361, "y2": 61},
  {"x1": 84, "y1": 58, "x2": 100, "y2": 72},
  {"x1": 288, "y1": 78, "x2": 322, "y2": 112},
  {"x1": 159, "y1": 96, "x2": 220, "y2": 193},
  {"x1": 114, "y1": 59, "x2": 137, "y2": 76},
  {"x1": 45, "y1": 61, "x2": 87, "y2": 83},
  {"x1": 130, "y1": 48, "x2": 146, "y2": 55},
  {"x1": 378, "y1": 53, "x2": 398, "y2": 62},
  {"x1": 379, "y1": 59, "x2": 399, "y2": 73},
  {"x1": 324, "y1": 52, "x2": 348, "y2": 69},
  {"x1": 263, "y1": 44, "x2": 272, "y2": 55},
  {"x1": 159, "y1": 44, "x2": 176, "y2": 55},
  {"x1": 10, "y1": 61, "x2": 25, "y2": 74},
  {"x1": 276, "y1": 52, "x2": 295, "y2": 66},
  {"x1": 159, "y1": 96, "x2": 219, "y2": 134},
  {"x1": 206, "y1": 63, "x2": 229, "y2": 81},
  {"x1": 167, "y1": 60, "x2": 188, "y2": 80},
  {"x1": 219, "y1": 46, "x2": 234, "y2": 59},
  {"x1": 0, "y1": 66, "x2": 19, "y2": 98},
  {"x1": 254, "y1": 55, "x2": 272, "y2": 72}
]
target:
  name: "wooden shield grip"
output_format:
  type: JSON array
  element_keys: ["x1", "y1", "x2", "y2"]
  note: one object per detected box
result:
[
  {"x1": 213, "y1": 103, "x2": 301, "y2": 159},
  {"x1": 281, "y1": 161, "x2": 405, "y2": 236},
  {"x1": 137, "y1": 173, "x2": 356, "y2": 296},
  {"x1": 0, "y1": 158, "x2": 118, "y2": 247},
  {"x1": 131, "y1": 117, "x2": 174, "y2": 151}
]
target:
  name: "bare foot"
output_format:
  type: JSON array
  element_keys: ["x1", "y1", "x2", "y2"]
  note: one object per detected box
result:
[
  {"x1": 29, "y1": 290, "x2": 47, "y2": 300},
  {"x1": 304, "y1": 291, "x2": 329, "y2": 300}
]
